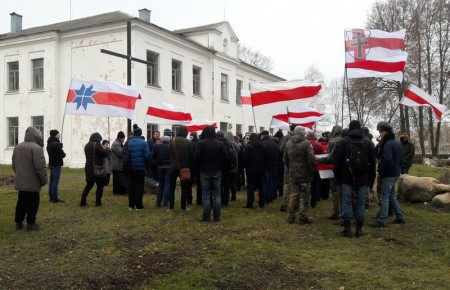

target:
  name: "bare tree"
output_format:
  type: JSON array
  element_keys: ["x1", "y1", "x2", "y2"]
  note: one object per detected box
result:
[{"x1": 237, "y1": 44, "x2": 274, "y2": 72}]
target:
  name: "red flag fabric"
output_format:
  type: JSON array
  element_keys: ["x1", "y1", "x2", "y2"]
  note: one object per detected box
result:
[
  {"x1": 250, "y1": 80, "x2": 321, "y2": 119},
  {"x1": 240, "y1": 90, "x2": 253, "y2": 112},
  {"x1": 345, "y1": 29, "x2": 408, "y2": 82},
  {"x1": 184, "y1": 119, "x2": 217, "y2": 132},
  {"x1": 269, "y1": 114, "x2": 315, "y2": 131},
  {"x1": 288, "y1": 106, "x2": 325, "y2": 124},
  {"x1": 65, "y1": 78, "x2": 141, "y2": 119},
  {"x1": 400, "y1": 84, "x2": 448, "y2": 121},
  {"x1": 146, "y1": 101, "x2": 192, "y2": 125}
]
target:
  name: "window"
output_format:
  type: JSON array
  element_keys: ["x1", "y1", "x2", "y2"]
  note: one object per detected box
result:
[
  {"x1": 236, "y1": 124, "x2": 242, "y2": 135},
  {"x1": 221, "y1": 74, "x2": 229, "y2": 101},
  {"x1": 171, "y1": 125, "x2": 180, "y2": 137},
  {"x1": 220, "y1": 122, "x2": 228, "y2": 132},
  {"x1": 269, "y1": 128, "x2": 274, "y2": 135},
  {"x1": 146, "y1": 123, "x2": 159, "y2": 140},
  {"x1": 146, "y1": 51, "x2": 159, "y2": 86},
  {"x1": 248, "y1": 126, "x2": 254, "y2": 133},
  {"x1": 32, "y1": 58, "x2": 44, "y2": 90},
  {"x1": 236, "y1": 80, "x2": 243, "y2": 105},
  {"x1": 32, "y1": 116, "x2": 44, "y2": 137},
  {"x1": 8, "y1": 61, "x2": 19, "y2": 92},
  {"x1": 8, "y1": 117, "x2": 19, "y2": 147},
  {"x1": 193, "y1": 66, "x2": 201, "y2": 96},
  {"x1": 172, "y1": 59, "x2": 182, "y2": 92},
  {"x1": 259, "y1": 127, "x2": 265, "y2": 133}
]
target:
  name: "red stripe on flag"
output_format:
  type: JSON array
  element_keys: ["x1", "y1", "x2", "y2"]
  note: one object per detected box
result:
[
  {"x1": 187, "y1": 123, "x2": 217, "y2": 132},
  {"x1": 345, "y1": 60, "x2": 406, "y2": 73},
  {"x1": 317, "y1": 163, "x2": 334, "y2": 170},
  {"x1": 147, "y1": 107, "x2": 192, "y2": 121},
  {"x1": 241, "y1": 96, "x2": 252, "y2": 105},
  {"x1": 288, "y1": 111, "x2": 324, "y2": 118},
  {"x1": 345, "y1": 37, "x2": 404, "y2": 51},
  {"x1": 251, "y1": 86, "x2": 321, "y2": 107},
  {"x1": 296, "y1": 122, "x2": 315, "y2": 129},
  {"x1": 67, "y1": 90, "x2": 76, "y2": 102},
  {"x1": 273, "y1": 114, "x2": 289, "y2": 123},
  {"x1": 92, "y1": 92, "x2": 139, "y2": 110},
  {"x1": 404, "y1": 90, "x2": 443, "y2": 120}
]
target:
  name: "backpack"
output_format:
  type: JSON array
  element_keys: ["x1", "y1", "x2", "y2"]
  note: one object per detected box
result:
[
  {"x1": 225, "y1": 141, "x2": 238, "y2": 170},
  {"x1": 345, "y1": 137, "x2": 369, "y2": 180}
]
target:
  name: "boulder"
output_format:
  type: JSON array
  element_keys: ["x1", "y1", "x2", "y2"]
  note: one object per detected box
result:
[
  {"x1": 431, "y1": 192, "x2": 450, "y2": 209},
  {"x1": 397, "y1": 174, "x2": 450, "y2": 203},
  {"x1": 423, "y1": 157, "x2": 442, "y2": 167}
]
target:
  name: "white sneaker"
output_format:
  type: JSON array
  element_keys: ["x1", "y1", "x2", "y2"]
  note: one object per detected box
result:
[
  {"x1": 129, "y1": 207, "x2": 134, "y2": 211},
  {"x1": 181, "y1": 208, "x2": 191, "y2": 213}
]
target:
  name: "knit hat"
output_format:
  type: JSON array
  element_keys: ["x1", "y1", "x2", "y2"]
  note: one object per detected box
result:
[
  {"x1": 260, "y1": 130, "x2": 269, "y2": 136},
  {"x1": 50, "y1": 129, "x2": 59, "y2": 137},
  {"x1": 117, "y1": 131, "x2": 125, "y2": 139},
  {"x1": 376, "y1": 121, "x2": 392, "y2": 132},
  {"x1": 274, "y1": 130, "x2": 284, "y2": 138},
  {"x1": 349, "y1": 120, "x2": 361, "y2": 130},
  {"x1": 163, "y1": 129, "x2": 172, "y2": 137},
  {"x1": 133, "y1": 124, "x2": 142, "y2": 136},
  {"x1": 293, "y1": 126, "x2": 306, "y2": 136}
]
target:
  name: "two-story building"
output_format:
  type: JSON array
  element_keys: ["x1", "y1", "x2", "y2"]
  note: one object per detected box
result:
[{"x1": 0, "y1": 9, "x2": 284, "y2": 167}]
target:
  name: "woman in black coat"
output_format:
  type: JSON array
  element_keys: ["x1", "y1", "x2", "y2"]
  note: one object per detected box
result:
[
  {"x1": 80, "y1": 132, "x2": 108, "y2": 206},
  {"x1": 243, "y1": 133, "x2": 265, "y2": 209}
]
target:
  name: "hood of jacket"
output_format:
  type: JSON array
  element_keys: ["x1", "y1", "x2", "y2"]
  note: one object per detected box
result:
[
  {"x1": 346, "y1": 128, "x2": 364, "y2": 140},
  {"x1": 177, "y1": 125, "x2": 189, "y2": 138},
  {"x1": 89, "y1": 132, "x2": 103, "y2": 143},
  {"x1": 330, "y1": 125, "x2": 343, "y2": 138},
  {"x1": 291, "y1": 134, "x2": 307, "y2": 143},
  {"x1": 201, "y1": 125, "x2": 216, "y2": 139},
  {"x1": 248, "y1": 133, "x2": 262, "y2": 147},
  {"x1": 24, "y1": 126, "x2": 44, "y2": 147},
  {"x1": 225, "y1": 131, "x2": 235, "y2": 142}
]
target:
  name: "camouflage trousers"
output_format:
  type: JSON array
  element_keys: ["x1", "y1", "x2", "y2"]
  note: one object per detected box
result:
[
  {"x1": 288, "y1": 182, "x2": 311, "y2": 219},
  {"x1": 282, "y1": 166, "x2": 291, "y2": 207},
  {"x1": 330, "y1": 179, "x2": 342, "y2": 217}
]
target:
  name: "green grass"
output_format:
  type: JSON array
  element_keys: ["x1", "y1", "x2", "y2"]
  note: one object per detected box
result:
[{"x1": 0, "y1": 164, "x2": 449, "y2": 289}]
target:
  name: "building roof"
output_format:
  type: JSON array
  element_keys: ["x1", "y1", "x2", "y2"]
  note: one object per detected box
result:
[
  {"x1": 0, "y1": 11, "x2": 133, "y2": 40},
  {"x1": 173, "y1": 21, "x2": 239, "y2": 42}
]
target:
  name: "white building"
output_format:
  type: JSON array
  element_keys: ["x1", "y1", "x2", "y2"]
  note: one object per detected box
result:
[{"x1": 0, "y1": 9, "x2": 284, "y2": 167}]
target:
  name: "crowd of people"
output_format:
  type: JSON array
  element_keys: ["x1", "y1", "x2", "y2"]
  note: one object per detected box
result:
[{"x1": 12, "y1": 120, "x2": 414, "y2": 235}]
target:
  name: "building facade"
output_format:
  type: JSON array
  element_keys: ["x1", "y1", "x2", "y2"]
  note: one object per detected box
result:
[{"x1": 0, "y1": 10, "x2": 284, "y2": 167}]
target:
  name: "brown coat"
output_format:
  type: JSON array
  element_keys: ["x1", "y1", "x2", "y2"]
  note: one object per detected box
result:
[{"x1": 12, "y1": 127, "x2": 48, "y2": 192}]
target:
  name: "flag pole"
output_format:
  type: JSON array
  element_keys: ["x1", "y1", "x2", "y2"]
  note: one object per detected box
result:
[
  {"x1": 344, "y1": 68, "x2": 352, "y2": 121},
  {"x1": 60, "y1": 82, "x2": 71, "y2": 143}
]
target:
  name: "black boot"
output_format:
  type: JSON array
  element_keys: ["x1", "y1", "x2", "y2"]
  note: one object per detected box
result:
[
  {"x1": 340, "y1": 220, "x2": 352, "y2": 238},
  {"x1": 355, "y1": 220, "x2": 364, "y2": 238}
]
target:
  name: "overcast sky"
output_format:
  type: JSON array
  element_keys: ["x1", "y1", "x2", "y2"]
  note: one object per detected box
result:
[{"x1": 0, "y1": 0, "x2": 377, "y2": 82}]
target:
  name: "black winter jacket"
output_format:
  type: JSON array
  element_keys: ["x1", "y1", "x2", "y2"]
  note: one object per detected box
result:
[{"x1": 46, "y1": 136, "x2": 66, "y2": 166}]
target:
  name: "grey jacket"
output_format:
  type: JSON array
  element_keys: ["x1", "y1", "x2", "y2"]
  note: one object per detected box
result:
[{"x1": 12, "y1": 127, "x2": 48, "y2": 192}]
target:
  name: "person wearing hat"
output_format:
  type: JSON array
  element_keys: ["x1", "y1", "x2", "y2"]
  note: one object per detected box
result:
[
  {"x1": 284, "y1": 126, "x2": 317, "y2": 224},
  {"x1": 399, "y1": 133, "x2": 415, "y2": 174},
  {"x1": 46, "y1": 129, "x2": 66, "y2": 203},
  {"x1": 110, "y1": 131, "x2": 128, "y2": 195},
  {"x1": 126, "y1": 124, "x2": 151, "y2": 210},
  {"x1": 371, "y1": 121, "x2": 406, "y2": 227},
  {"x1": 279, "y1": 124, "x2": 297, "y2": 212},
  {"x1": 333, "y1": 120, "x2": 376, "y2": 237}
]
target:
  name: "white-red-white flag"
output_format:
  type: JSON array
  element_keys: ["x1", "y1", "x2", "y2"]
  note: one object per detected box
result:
[
  {"x1": 345, "y1": 28, "x2": 408, "y2": 82},
  {"x1": 250, "y1": 80, "x2": 321, "y2": 120},
  {"x1": 65, "y1": 79, "x2": 141, "y2": 119},
  {"x1": 240, "y1": 89, "x2": 253, "y2": 112},
  {"x1": 270, "y1": 114, "x2": 315, "y2": 131},
  {"x1": 287, "y1": 106, "x2": 326, "y2": 124},
  {"x1": 145, "y1": 101, "x2": 192, "y2": 125},
  {"x1": 400, "y1": 84, "x2": 448, "y2": 121},
  {"x1": 184, "y1": 119, "x2": 217, "y2": 132}
]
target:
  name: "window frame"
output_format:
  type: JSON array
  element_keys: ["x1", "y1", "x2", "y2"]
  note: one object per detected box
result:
[
  {"x1": 146, "y1": 51, "x2": 159, "y2": 86},
  {"x1": 146, "y1": 123, "x2": 159, "y2": 140},
  {"x1": 193, "y1": 65, "x2": 201, "y2": 96},
  {"x1": 32, "y1": 58, "x2": 44, "y2": 90},
  {"x1": 31, "y1": 116, "x2": 44, "y2": 137},
  {"x1": 236, "y1": 79, "x2": 243, "y2": 105},
  {"x1": 220, "y1": 73, "x2": 229, "y2": 102},
  {"x1": 171, "y1": 59, "x2": 182, "y2": 92},
  {"x1": 8, "y1": 61, "x2": 19, "y2": 92},
  {"x1": 8, "y1": 117, "x2": 19, "y2": 147}
]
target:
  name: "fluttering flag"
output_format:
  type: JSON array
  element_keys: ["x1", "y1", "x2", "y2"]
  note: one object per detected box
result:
[
  {"x1": 146, "y1": 101, "x2": 192, "y2": 125},
  {"x1": 184, "y1": 119, "x2": 217, "y2": 132},
  {"x1": 345, "y1": 28, "x2": 408, "y2": 82},
  {"x1": 400, "y1": 84, "x2": 448, "y2": 121},
  {"x1": 269, "y1": 114, "x2": 315, "y2": 131},
  {"x1": 250, "y1": 80, "x2": 321, "y2": 119},
  {"x1": 316, "y1": 154, "x2": 334, "y2": 179},
  {"x1": 65, "y1": 78, "x2": 141, "y2": 119},
  {"x1": 240, "y1": 89, "x2": 253, "y2": 112},
  {"x1": 287, "y1": 106, "x2": 325, "y2": 124}
]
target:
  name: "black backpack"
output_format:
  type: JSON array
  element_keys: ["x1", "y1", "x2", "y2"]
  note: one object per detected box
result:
[
  {"x1": 345, "y1": 137, "x2": 369, "y2": 180},
  {"x1": 225, "y1": 141, "x2": 238, "y2": 170}
]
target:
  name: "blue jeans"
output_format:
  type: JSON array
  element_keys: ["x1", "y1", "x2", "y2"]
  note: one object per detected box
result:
[
  {"x1": 48, "y1": 166, "x2": 62, "y2": 201},
  {"x1": 379, "y1": 176, "x2": 404, "y2": 224},
  {"x1": 157, "y1": 167, "x2": 170, "y2": 206},
  {"x1": 341, "y1": 183, "x2": 367, "y2": 221},
  {"x1": 200, "y1": 171, "x2": 222, "y2": 221}
]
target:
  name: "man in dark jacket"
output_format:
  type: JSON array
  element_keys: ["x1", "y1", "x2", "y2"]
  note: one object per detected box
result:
[
  {"x1": 13, "y1": 127, "x2": 48, "y2": 231},
  {"x1": 371, "y1": 121, "x2": 406, "y2": 227},
  {"x1": 46, "y1": 129, "x2": 66, "y2": 203},
  {"x1": 153, "y1": 136, "x2": 171, "y2": 207},
  {"x1": 333, "y1": 120, "x2": 375, "y2": 237},
  {"x1": 400, "y1": 134, "x2": 415, "y2": 174},
  {"x1": 243, "y1": 133, "x2": 265, "y2": 209},
  {"x1": 196, "y1": 126, "x2": 228, "y2": 222},
  {"x1": 169, "y1": 125, "x2": 194, "y2": 212},
  {"x1": 110, "y1": 131, "x2": 127, "y2": 195},
  {"x1": 284, "y1": 126, "x2": 317, "y2": 225},
  {"x1": 127, "y1": 125, "x2": 151, "y2": 210},
  {"x1": 261, "y1": 131, "x2": 279, "y2": 204}
]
